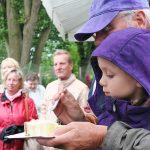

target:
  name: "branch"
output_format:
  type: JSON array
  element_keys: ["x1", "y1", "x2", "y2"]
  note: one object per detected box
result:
[
  {"x1": 24, "y1": 0, "x2": 31, "y2": 22},
  {"x1": 33, "y1": 27, "x2": 51, "y2": 66},
  {"x1": 21, "y1": 0, "x2": 41, "y2": 66}
]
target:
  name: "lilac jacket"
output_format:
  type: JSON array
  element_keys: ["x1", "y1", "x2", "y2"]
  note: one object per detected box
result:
[{"x1": 90, "y1": 28, "x2": 150, "y2": 130}]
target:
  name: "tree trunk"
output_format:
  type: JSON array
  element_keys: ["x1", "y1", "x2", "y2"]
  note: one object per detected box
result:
[
  {"x1": 20, "y1": 0, "x2": 41, "y2": 67},
  {"x1": 6, "y1": 0, "x2": 22, "y2": 62},
  {"x1": 32, "y1": 27, "x2": 51, "y2": 72},
  {"x1": 77, "y1": 42, "x2": 93, "y2": 81}
]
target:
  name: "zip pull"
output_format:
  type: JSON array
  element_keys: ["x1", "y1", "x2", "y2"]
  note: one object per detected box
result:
[
  {"x1": 113, "y1": 103, "x2": 116, "y2": 112},
  {"x1": 112, "y1": 99, "x2": 116, "y2": 112}
]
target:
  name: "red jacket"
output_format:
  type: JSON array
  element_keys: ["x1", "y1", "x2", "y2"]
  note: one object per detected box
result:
[{"x1": 0, "y1": 92, "x2": 38, "y2": 150}]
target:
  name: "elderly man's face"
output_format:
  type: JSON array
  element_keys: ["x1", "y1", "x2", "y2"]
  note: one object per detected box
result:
[
  {"x1": 53, "y1": 54, "x2": 73, "y2": 80},
  {"x1": 26, "y1": 80, "x2": 38, "y2": 91}
]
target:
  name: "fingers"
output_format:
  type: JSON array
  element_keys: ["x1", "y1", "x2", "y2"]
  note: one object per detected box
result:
[
  {"x1": 53, "y1": 123, "x2": 74, "y2": 136},
  {"x1": 60, "y1": 90, "x2": 77, "y2": 106},
  {"x1": 52, "y1": 130, "x2": 75, "y2": 145},
  {"x1": 52, "y1": 93, "x2": 60, "y2": 101},
  {"x1": 37, "y1": 125, "x2": 75, "y2": 147}
]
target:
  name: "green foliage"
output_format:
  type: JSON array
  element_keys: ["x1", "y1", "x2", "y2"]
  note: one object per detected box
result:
[
  {"x1": 77, "y1": 42, "x2": 94, "y2": 66},
  {"x1": 0, "y1": 3, "x2": 7, "y2": 60},
  {"x1": 0, "y1": 39, "x2": 7, "y2": 62},
  {"x1": 0, "y1": 1, "x2": 93, "y2": 87},
  {"x1": 65, "y1": 42, "x2": 80, "y2": 75},
  {"x1": 0, "y1": 2, "x2": 7, "y2": 41}
]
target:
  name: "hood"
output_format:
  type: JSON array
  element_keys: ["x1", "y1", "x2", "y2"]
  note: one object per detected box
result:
[{"x1": 91, "y1": 27, "x2": 150, "y2": 96}]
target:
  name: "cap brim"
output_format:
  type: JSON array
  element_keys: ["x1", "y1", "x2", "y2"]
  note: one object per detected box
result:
[{"x1": 74, "y1": 11, "x2": 119, "y2": 41}]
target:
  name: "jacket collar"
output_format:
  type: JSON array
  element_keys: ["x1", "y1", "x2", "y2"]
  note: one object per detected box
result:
[
  {"x1": 1, "y1": 91, "x2": 25, "y2": 102},
  {"x1": 1, "y1": 92, "x2": 8, "y2": 102}
]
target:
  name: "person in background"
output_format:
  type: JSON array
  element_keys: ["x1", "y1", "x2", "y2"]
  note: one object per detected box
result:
[
  {"x1": 37, "y1": 27, "x2": 150, "y2": 150},
  {"x1": 0, "y1": 58, "x2": 20, "y2": 93},
  {"x1": 24, "y1": 72, "x2": 45, "y2": 115},
  {"x1": 0, "y1": 69, "x2": 38, "y2": 150},
  {"x1": 40, "y1": 50, "x2": 90, "y2": 121}
]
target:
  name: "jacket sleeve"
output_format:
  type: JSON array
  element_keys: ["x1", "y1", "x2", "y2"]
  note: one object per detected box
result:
[{"x1": 102, "y1": 121, "x2": 150, "y2": 150}]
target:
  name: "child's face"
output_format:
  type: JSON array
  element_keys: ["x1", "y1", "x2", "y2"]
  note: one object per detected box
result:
[{"x1": 97, "y1": 57, "x2": 142, "y2": 100}]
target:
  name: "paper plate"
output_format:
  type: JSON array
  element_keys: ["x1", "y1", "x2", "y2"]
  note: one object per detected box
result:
[{"x1": 6, "y1": 132, "x2": 55, "y2": 139}]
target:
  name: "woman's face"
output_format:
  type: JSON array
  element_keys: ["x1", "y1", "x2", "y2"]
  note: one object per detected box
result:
[{"x1": 5, "y1": 72, "x2": 22, "y2": 94}]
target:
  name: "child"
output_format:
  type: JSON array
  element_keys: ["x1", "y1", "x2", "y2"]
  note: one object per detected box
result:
[{"x1": 91, "y1": 27, "x2": 150, "y2": 130}]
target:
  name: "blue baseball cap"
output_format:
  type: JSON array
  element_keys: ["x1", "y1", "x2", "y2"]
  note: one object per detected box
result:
[{"x1": 74, "y1": 0, "x2": 150, "y2": 41}]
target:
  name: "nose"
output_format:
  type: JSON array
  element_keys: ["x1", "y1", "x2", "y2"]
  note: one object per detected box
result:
[
  {"x1": 58, "y1": 64, "x2": 61, "y2": 69},
  {"x1": 55, "y1": 64, "x2": 61, "y2": 70},
  {"x1": 9, "y1": 79, "x2": 13, "y2": 84},
  {"x1": 94, "y1": 32, "x2": 107, "y2": 46},
  {"x1": 31, "y1": 85, "x2": 35, "y2": 89},
  {"x1": 99, "y1": 75, "x2": 106, "y2": 87},
  {"x1": 95, "y1": 37, "x2": 104, "y2": 46}
]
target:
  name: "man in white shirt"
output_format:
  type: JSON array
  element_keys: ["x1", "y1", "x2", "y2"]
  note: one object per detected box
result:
[{"x1": 25, "y1": 72, "x2": 45, "y2": 115}]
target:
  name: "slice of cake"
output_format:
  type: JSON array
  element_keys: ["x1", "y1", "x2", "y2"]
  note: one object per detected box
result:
[{"x1": 24, "y1": 119, "x2": 59, "y2": 136}]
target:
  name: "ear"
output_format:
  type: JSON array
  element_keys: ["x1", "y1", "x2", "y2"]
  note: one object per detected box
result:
[
  {"x1": 70, "y1": 63, "x2": 73, "y2": 71},
  {"x1": 134, "y1": 11, "x2": 148, "y2": 28}
]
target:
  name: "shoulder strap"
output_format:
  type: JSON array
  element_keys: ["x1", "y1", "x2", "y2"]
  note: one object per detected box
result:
[{"x1": 24, "y1": 94, "x2": 29, "y2": 121}]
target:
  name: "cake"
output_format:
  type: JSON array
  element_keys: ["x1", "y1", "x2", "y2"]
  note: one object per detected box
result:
[{"x1": 24, "y1": 119, "x2": 59, "y2": 136}]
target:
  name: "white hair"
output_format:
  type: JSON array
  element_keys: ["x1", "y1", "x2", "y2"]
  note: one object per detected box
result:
[{"x1": 119, "y1": 9, "x2": 150, "y2": 27}]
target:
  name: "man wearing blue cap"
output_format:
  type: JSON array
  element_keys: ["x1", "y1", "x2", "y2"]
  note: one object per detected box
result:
[
  {"x1": 75, "y1": 0, "x2": 150, "y2": 41},
  {"x1": 75, "y1": 0, "x2": 150, "y2": 117}
]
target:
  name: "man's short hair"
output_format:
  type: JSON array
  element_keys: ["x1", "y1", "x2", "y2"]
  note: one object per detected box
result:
[
  {"x1": 53, "y1": 49, "x2": 73, "y2": 64},
  {"x1": 26, "y1": 72, "x2": 39, "y2": 82}
]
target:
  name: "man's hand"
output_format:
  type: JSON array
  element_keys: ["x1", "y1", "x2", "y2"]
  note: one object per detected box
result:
[
  {"x1": 37, "y1": 122, "x2": 107, "y2": 150},
  {"x1": 53, "y1": 89, "x2": 86, "y2": 124}
]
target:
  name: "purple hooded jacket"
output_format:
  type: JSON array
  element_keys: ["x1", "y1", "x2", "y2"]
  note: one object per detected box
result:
[{"x1": 91, "y1": 28, "x2": 150, "y2": 130}]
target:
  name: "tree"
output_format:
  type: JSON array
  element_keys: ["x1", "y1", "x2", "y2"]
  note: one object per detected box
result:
[
  {"x1": 0, "y1": 0, "x2": 94, "y2": 86},
  {"x1": 77, "y1": 42, "x2": 94, "y2": 81},
  {"x1": 0, "y1": 0, "x2": 51, "y2": 71}
]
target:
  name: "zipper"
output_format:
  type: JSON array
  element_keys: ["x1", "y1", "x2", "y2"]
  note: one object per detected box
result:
[
  {"x1": 112, "y1": 99, "x2": 116, "y2": 112},
  {"x1": 10, "y1": 101, "x2": 13, "y2": 112}
]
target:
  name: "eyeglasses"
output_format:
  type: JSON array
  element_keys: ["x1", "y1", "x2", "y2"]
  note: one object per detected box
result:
[{"x1": 92, "y1": 24, "x2": 113, "y2": 40}]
